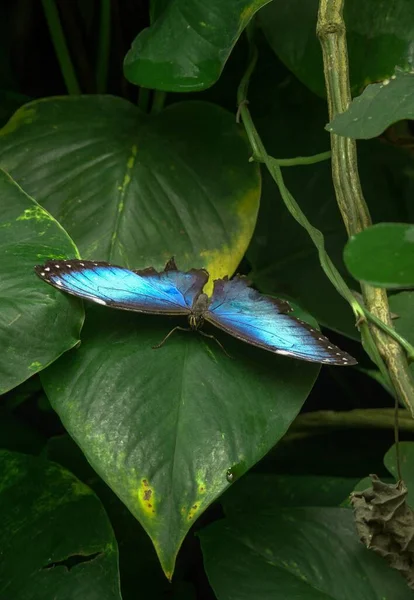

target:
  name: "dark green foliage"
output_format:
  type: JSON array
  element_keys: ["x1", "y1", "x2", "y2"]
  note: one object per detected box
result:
[{"x1": 0, "y1": 1, "x2": 413, "y2": 598}]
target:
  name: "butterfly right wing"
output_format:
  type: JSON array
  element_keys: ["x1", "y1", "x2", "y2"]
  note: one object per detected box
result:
[
  {"x1": 205, "y1": 277, "x2": 356, "y2": 365},
  {"x1": 34, "y1": 259, "x2": 209, "y2": 315}
]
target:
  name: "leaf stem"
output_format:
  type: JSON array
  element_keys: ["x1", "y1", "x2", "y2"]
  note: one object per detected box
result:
[
  {"x1": 317, "y1": 0, "x2": 414, "y2": 414},
  {"x1": 41, "y1": 0, "x2": 81, "y2": 95},
  {"x1": 96, "y1": 0, "x2": 111, "y2": 93},
  {"x1": 151, "y1": 91, "x2": 167, "y2": 115},
  {"x1": 271, "y1": 151, "x2": 331, "y2": 166}
]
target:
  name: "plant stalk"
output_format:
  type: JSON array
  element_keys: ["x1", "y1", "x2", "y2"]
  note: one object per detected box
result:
[
  {"x1": 317, "y1": 0, "x2": 414, "y2": 415},
  {"x1": 41, "y1": 0, "x2": 81, "y2": 95}
]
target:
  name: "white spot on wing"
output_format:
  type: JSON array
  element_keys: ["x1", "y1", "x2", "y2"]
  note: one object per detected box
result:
[
  {"x1": 93, "y1": 298, "x2": 107, "y2": 305},
  {"x1": 45, "y1": 267, "x2": 50, "y2": 272},
  {"x1": 80, "y1": 262, "x2": 85, "y2": 266},
  {"x1": 55, "y1": 265, "x2": 60, "y2": 268},
  {"x1": 56, "y1": 280, "x2": 63, "y2": 286}
]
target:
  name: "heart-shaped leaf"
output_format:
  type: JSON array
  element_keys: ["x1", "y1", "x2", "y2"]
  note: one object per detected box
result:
[
  {"x1": 260, "y1": 0, "x2": 414, "y2": 98},
  {"x1": 0, "y1": 450, "x2": 121, "y2": 599},
  {"x1": 200, "y1": 506, "x2": 414, "y2": 599},
  {"x1": 221, "y1": 473, "x2": 359, "y2": 512},
  {"x1": 40, "y1": 306, "x2": 319, "y2": 578},
  {"x1": 0, "y1": 169, "x2": 82, "y2": 393},
  {"x1": 124, "y1": 0, "x2": 272, "y2": 91},
  {"x1": 0, "y1": 97, "x2": 260, "y2": 283}
]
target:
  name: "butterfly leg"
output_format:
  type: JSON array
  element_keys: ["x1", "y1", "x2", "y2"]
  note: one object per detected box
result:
[
  {"x1": 152, "y1": 326, "x2": 191, "y2": 349},
  {"x1": 198, "y1": 330, "x2": 233, "y2": 359}
]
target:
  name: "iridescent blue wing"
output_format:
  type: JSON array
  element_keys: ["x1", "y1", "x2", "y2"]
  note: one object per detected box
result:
[
  {"x1": 34, "y1": 258, "x2": 208, "y2": 315},
  {"x1": 205, "y1": 277, "x2": 356, "y2": 365}
]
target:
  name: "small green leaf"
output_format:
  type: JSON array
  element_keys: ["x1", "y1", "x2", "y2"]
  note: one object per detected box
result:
[
  {"x1": 0, "y1": 170, "x2": 83, "y2": 393},
  {"x1": 327, "y1": 70, "x2": 414, "y2": 139},
  {"x1": 344, "y1": 223, "x2": 414, "y2": 288},
  {"x1": 41, "y1": 307, "x2": 319, "y2": 578},
  {"x1": 124, "y1": 0, "x2": 271, "y2": 91},
  {"x1": 200, "y1": 506, "x2": 413, "y2": 599},
  {"x1": 0, "y1": 97, "x2": 260, "y2": 284},
  {"x1": 0, "y1": 450, "x2": 121, "y2": 599}
]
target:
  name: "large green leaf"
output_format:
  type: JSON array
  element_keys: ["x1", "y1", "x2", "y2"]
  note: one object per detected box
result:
[
  {"x1": 327, "y1": 70, "x2": 414, "y2": 139},
  {"x1": 246, "y1": 48, "x2": 410, "y2": 338},
  {"x1": 221, "y1": 473, "x2": 359, "y2": 513},
  {"x1": 46, "y1": 434, "x2": 196, "y2": 600},
  {"x1": 260, "y1": 0, "x2": 414, "y2": 98},
  {"x1": 0, "y1": 170, "x2": 82, "y2": 393},
  {"x1": 124, "y1": 0, "x2": 272, "y2": 91},
  {"x1": 40, "y1": 306, "x2": 319, "y2": 578},
  {"x1": 344, "y1": 223, "x2": 414, "y2": 288},
  {"x1": 0, "y1": 450, "x2": 121, "y2": 599},
  {"x1": 0, "y1": 96, "x2": 260, "y2": 284},
  {"x1": 200, "y1": 506, "x2": 413, "y2": 599}
]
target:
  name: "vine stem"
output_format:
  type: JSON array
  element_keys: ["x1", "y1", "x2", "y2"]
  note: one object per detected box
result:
[
  {"x1": 292, "y1": 408, "x2": 414, "y2": 433},
  {"x1": 41, "y1": 0, "x2": 81, "y2": 95},
  {"x1": 317, "y1": 0, "x2": 414, "y2": 415}
]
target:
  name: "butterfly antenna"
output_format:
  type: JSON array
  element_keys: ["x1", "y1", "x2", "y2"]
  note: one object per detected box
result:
[
  {"x1": 198, "y1": 330, "x2": 233, "y2": 359},
  {"x1": 152, "y1": 325, "x2": 191, "y2": 349}
]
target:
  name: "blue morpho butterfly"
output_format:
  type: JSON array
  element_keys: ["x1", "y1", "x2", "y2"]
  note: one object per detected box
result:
[{"x1": 34, "y1": 257, "x2": 356, "y2": 366}]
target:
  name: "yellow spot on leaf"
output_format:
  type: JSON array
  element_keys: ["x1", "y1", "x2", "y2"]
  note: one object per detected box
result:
[
  {"x1": 240, "y1": 1, "x2": 268, "y2": 28},
  {"x1": 72, "y1": 481, "x2": 93, "y2": 496},
  {"x1": 200, "y1": 185, "x2": 260, "y2": 294},
  {"x1": 29, "y1": 361, "x2": 42, "y2": 371},
  {"x1": 17, "y1": 206, "x2": 50, "y2": 222},
  {"x1": 0, "y1": 105, "x2": 37, "y2": 136},
  {"x1": 138, "y1": 478, "x2": 156, "y2": 517},
  {"x1": 187, "y1": 503, "x2": 199, "y2": 521}
]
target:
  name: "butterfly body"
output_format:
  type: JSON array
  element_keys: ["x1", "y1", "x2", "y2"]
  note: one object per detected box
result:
[
  {"x1": 35, "y1": 258, "x2": 357, "y2": 366},
  {"x1": 188, "y1": 293, "x2": 209, "y2": 330}
]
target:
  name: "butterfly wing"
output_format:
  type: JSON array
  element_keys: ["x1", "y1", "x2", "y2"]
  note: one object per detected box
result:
[
  {"x1": 34, "y1": 258, "x2": 208, "y2": 315},
  {"x1": 205, "y1": 277, "x2": 356, "y2": 365}
]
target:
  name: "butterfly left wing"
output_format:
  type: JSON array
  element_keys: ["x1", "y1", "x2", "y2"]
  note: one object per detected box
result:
[
  {"x1": 35, "y1": 258, "x2": 208, "y2": 315},
  {"x1": 205, "y1": 277, "x2": 356, "y2": 365}
]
